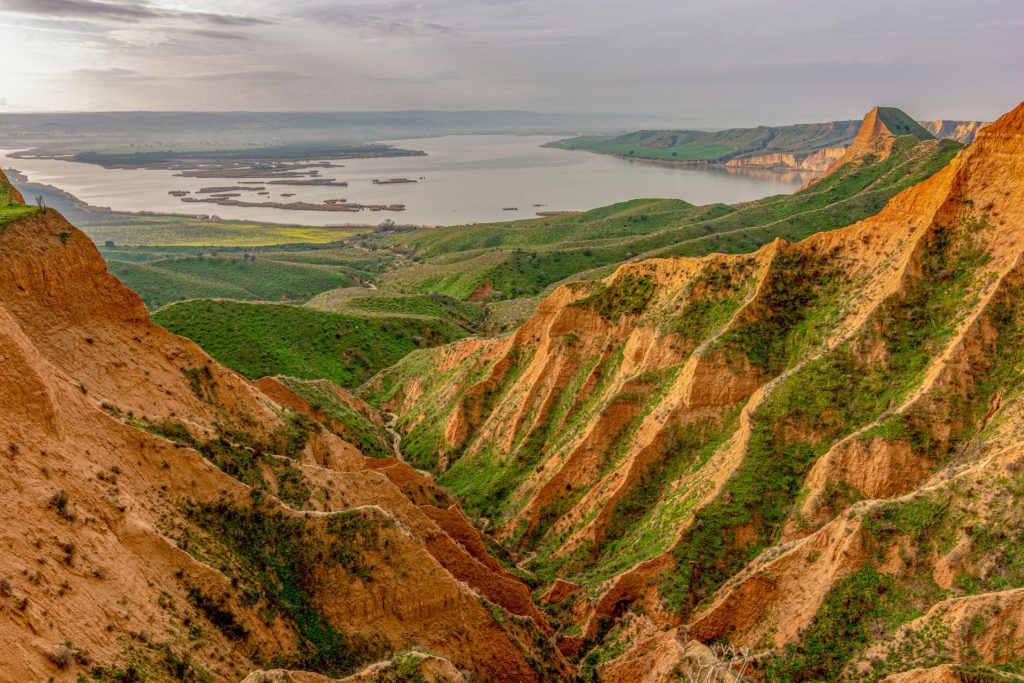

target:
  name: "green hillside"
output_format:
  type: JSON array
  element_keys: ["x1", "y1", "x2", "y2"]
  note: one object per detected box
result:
[
  {"x1": 274, "y1": 376, "x2": 394, "y2": 460},
  {"x1": 153, "y1": 300, "x2": 468, "y2": 388},
  {"x1": 110, "y1": 255, "x2": 363, "y2": 309},
  {"x1": 0, "y1": 173, "x2": 38, "y2": 225},
  {"x1": 549, "y1": 119, "x2": 861, "y2": 163},
  {"x1": 876, "y1": 106, "x2": 935, "y2": 140},
  {"x1": 376, "y1": 135, "x2": 962, "y2": 300},
  {"x1": 306, "y1": 289, "x2": 486, "y2": 331}
]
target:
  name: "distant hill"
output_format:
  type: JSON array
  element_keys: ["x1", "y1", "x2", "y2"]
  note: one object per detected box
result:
[
  {"x1": 922, "y1": 118, "x2": 988, "y2": 143},
  {"x1": 549, "y1": 119, "x2": 861, "y2": 169},
  {"x1": 379, "y1": 108, "x2": 960, "y2": 301},
  {"x1": 551, "y1": 108, "x2": 985, "y2": 171}
]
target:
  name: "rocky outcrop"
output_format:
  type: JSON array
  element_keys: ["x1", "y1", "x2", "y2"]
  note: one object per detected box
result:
[
  {"x1": 923, "y1": 119, "x2": 988, "y2": 144},
  {"x1": 801, "y1": 106, "x2": 935, "y2": 189},
  {"x1": 723, "y1": 146, "x2": 846, "y2": 172}
]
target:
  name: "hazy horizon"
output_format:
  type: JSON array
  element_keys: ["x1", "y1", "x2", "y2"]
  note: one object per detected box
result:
[{"x1": 1, "y1": 0, "x2": 1021, "y2": 128}]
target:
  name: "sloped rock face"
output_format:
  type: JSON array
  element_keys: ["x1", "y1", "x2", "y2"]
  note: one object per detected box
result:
[
  {"x1": 367, "y1": 102, "x2": 1024, "y2": 680},
  {"x1": 723, "y1": 146, "x2": 846, "y2": 171},
  {"x1": 0, "y1": 167, "x2": 25, "y2": 204},
  {"x1": 0, "y1": 187, "x2": 566, "y2": 679},
  {"x1": 923, "y1": 119, "x2": 988, "y2": 144},
  {"x1": 800, "y1": 105, "x2": 940, "y2": 192}
]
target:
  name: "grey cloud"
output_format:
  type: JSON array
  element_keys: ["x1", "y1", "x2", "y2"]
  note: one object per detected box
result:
[
  {"x1": 0, "y1": 0, "x2": 270, "y2": 26},
  {"x1": 190, "y1": 70, "x2": 306, "y2": 82},
  {"x1": 291, "y1": 4, "x2": 449, "y2": 34}
]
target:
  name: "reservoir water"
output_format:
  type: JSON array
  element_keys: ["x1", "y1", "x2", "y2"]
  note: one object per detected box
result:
[{"x1": 1, "y1": 135, "x2": 814, "y2": 227}]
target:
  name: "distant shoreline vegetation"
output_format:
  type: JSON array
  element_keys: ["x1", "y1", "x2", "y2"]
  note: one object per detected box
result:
[
  {"x1": 546, "y1": 119, "x2": 862, "y2": 168},
  {"x1": 11, "y1": 141, "x2": 425, "y2": 169}
]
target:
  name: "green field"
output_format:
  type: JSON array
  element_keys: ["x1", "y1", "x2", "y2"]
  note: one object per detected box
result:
[
  {"x1": 85, "y1": 215, "x2": 364, "y2": 247},
  {"x1": 111, "y1": 256, "x2": 364, "y2": 309},
  {"x1": 307, "y1": 288, "x2": 485, "y2": 328},
  {"x1": 153, "y1": 299, "x2": 468, "y2": 388}
]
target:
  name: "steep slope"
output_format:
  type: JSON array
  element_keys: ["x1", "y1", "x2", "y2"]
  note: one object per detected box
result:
[
  {"x1": 802, "y1": 106, "x2": 935, "y2": 189},
  {"x1": 151, "y1": 298, "x2": 469, "y2": 389},
  {"x1": 0, "y1": 175, "x2": 567, "y2": 681},
  {"x1": 363, "y1": 101, "x2": 1024, "y2": 680}
]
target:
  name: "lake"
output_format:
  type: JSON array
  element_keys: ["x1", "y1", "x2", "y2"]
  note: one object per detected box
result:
[{"x1": 1, "y1": 135, "x2": 814, "y2": 227}]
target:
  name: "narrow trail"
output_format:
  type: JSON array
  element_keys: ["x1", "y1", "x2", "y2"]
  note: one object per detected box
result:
[{"x1": 384, "y1": 411, "x2": 403, "y2": 458}]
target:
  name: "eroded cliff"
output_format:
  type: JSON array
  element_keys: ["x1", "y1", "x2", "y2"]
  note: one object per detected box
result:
[
  {"x1": 0, "y1": 171, "x2": 567, "y2": 681},
  {"x1": 365, "y1": 101, "x2": 1024, "y2": 680}
]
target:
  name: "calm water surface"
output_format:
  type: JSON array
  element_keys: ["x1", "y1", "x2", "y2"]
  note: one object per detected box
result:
[{"x1": 1, "y1": 135, "x2": 813, "y2": 226}]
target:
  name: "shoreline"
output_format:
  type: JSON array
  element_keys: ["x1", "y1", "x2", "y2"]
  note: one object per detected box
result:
[
  {"x1": 3, "y1": 168, "x2": 418, "y2": 230},
  {"x1": 543, "y1": 142, "x2": 826, "y2": 177}
]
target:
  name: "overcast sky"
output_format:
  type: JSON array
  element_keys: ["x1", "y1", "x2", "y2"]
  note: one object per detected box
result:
[{"x1": 1, "y1": 0, "x2": 1021, "y2": 126}]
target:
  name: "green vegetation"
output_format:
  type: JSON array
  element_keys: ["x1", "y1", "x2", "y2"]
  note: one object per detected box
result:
[
  {"x1": 276, "y1": 377, "x2": 393, "y2": 459},
  {"x1": 875, "y1": 107, "x2": 935, "y2": 140},
  {"x1": 716, "y1": 249, "x2": 845, "y2": 374},
  {"x1": 582, "y1": 407, "x2": 742, "y2": 583},
  {"x1": 306, "y1": 288, "x2": 486, "y2": 333},
  {"x1": 0, "y1": 173, "x2": 39, "y2": 225},
  {"x1": 377, "y1": 136, "x2": 960, "y2": 301},
  {"x1": 549, "y1": 119, "x2": 862, "y2": 164},
  {"x1": 135, "y1": 415, "x2": 316, "y2": 506},
  {"x1": 575, "y1": 272, "x2": 657, "y2": 322},
  {"x1": 665, "y1": 263, "x2": 754, "y2": 342},
  {"x1": 184, "y1": 499, "x2": 386, "y2": 676},
  {"x1": 110, "y1": 256, "x2": 360, "y2": 309},
  {"x1": 662, "y1": 216, "x2": 989, "y2": 614},
  {"x1": 551, "y1": 136, "x2": 737, "y2": 161},
  {"x1": 90, "y1": 216, "x2": 361, "y2": 247},
  {"x1": 154, "y1": 299, "x2": 467, "y2": 388},
  {"x1": 762, "y1": 566, "x2": 907, "y2": 681}
]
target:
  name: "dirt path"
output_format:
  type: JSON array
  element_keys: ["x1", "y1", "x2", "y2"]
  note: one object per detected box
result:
[{"x1": 384, "y1": 411, "x2": 403, "y2": 459}]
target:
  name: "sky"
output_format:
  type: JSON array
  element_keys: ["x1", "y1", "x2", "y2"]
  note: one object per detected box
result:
[{"x1": 0, "y1": 0, "x2": 1022, "y2": 126}]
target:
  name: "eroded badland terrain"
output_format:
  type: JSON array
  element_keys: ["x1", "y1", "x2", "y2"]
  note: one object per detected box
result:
[{"x1": 3, "y1": 100, "x2": 1024, "y2": 682}]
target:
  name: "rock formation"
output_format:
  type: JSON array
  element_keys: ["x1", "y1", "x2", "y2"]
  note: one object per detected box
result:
[
  {"x1": 368, "y1": 101, "x2": 1024, "y2": 680},
  {"x1": 923, "y1": 119, "x2": 988, "y2": 144},
  {"x1": 0, "y1": 173, "x2": 566, "y2": 680},
  {"x1": 5, "y1": 99, "x2": 1024, "y2": 680}
]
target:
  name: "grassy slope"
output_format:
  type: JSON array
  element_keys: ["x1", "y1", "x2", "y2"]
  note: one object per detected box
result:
[
  {"x1": 549, "y1": 119, "x2": 860, "y2": 163},
  {"x1": 111, "y1": 256, "x2": 361, "y2": 309},
  {"x1": 275, "y1": 376, "x2": 394, "y2": 460},
  {"x1": 306, "y1": 288, "x2": 486, "y2": 330},
  {"x1": 153, "y1": 299, "x2": 468, "y2": 388},
  {"x1": 0, "y1": 174, "x2": 38, "y2": 225},
  {"x1": 365, "y1": 207, "x2": 1023, "y2": 679},
  {"x1": 378, "y1": 137, "x2": 962, "y2": 300}
]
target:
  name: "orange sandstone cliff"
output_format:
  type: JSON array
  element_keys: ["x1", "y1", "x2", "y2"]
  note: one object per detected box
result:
[{"x1": 0, "y1": 175, "x2": 568, "y2": 680}]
